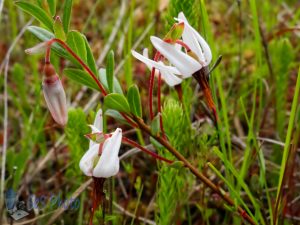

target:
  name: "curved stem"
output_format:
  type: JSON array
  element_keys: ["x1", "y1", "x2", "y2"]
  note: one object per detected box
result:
[
  {"x1": 46, "y1": 38, "x2": 107, "y2": 95},
  {"x1": 148, "y1": 52, "x2": 161, "y2": 120},
  {"x1": 132, "y1": 115, "x2": 256, "y2": 225},
  {"x1": 122, "y1": 136, "x2": 173, "y2": 164}
]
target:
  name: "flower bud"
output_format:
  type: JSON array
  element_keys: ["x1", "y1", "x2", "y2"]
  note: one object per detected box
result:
[{"x1": 42, "y1": 63, "x2": 68, "y2": 126}]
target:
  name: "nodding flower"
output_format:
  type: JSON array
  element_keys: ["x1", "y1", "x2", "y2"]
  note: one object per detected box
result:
[
  {"x1": 132, "y1": 12, "x2": 212, "y2": 86},
  {"x1": 42, "y1": 63, "x2": 68, "y2": 126},
  {"x1": 79, "y1": 109, "x2": 122, "y2": 178}
]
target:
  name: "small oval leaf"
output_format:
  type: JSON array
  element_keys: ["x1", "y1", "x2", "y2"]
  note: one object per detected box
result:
[
  {"x1": 62, "y1": 0, "x2": 73, "y2": 34},
  {"x1": 106, "y1": 50, "x2": 114, "y2": 93},
  {"x1": 53, "y1": 16, "x2": 66, "y2": 41},
  {"x1": 66, "y1": 30, "x2": 87, "y2": 63},
  {"x1": 63, "y1": 68, "x2": 100, "y2": 91},
  {"x1": 127, "y1": 85, "x2": 142, "y2": 117},
  {"x1": 104, "y1": 93, "x2": 130, "y2": 114}
]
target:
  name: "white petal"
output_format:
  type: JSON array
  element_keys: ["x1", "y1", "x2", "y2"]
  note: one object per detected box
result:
[
  {"x1": 79, "y1": 144, "x2": 99, "y2": 176},
  {"x1": 89, "y1": 125, "x2": 100, "y2": 134},
  {"x1": 132, "y1": 50, "x2": 184, "y2": 86},
  {"x1": 178, "y1": 12, "x2": 212, "y2": 65},
  {"x1": 43, "y1": 76, "x2": 68, "y2": 126},
  {"x1": 131, "y1": 50, "x2": 164, "y2": 76},
  {"x1": 93, "y1": 109, "x2": 103, "y2": 132},
  {"x1": 150, "y1": 36, "x2": 201, "y2": 76},
  {"x1": 157, "y1": 62, "x2": 182, "y2": 86},
  {"x1": 178, "y1": 12, "x2": 205, "y2": 63},
  {"x1": 93, "y1": 128, "x2": 122, "y2": 178}
]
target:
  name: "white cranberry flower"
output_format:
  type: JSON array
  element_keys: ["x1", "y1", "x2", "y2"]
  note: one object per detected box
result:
[
  {"x1": 42, "y1": 63, "x2": 68, "y2": 126},
  {"x1": 79, "y1": 109, "x2": 122, "y2": 178},
  {"x1": 150, "y1": 36, "x2": 202, "y2": 76}
]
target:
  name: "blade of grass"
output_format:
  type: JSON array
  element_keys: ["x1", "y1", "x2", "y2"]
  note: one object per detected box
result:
[{"x1": 274, "y1": 67, "x2": 300, "y2": 224}]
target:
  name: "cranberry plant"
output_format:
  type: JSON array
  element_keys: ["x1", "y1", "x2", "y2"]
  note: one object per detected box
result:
[{"x1": 2, "y1": 0, "x2": 299, "y2": 225}]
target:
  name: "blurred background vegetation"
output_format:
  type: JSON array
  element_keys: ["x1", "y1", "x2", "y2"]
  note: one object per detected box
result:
[{"x1": 1, "y1": 0, "x2": 300, "y2": 224}]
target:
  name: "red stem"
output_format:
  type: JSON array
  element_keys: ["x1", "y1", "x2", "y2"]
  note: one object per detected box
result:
[
  {"x1": 122, "y1": 136, "x2": 173, "y2": 164},
  {"x1": 149, "y1": 52, "x2": 161, "y2": 120},
  {"x1": 174, "y1": 40, "x2": 191, "y2": 51},
  {"x1": 157, "y1": 72, "x2": 166, "y2": 140},
  {"x1": 46, "y1": 39, "x2": 107, "y2": 95}
]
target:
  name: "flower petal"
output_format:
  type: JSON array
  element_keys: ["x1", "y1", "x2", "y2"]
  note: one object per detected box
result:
[
  {"x1": 178, "y1": 12, "x2": 212, "y2": 65},
  {"x1": 93, "y1": 128, "x2": 122, "y2": 178},
  {"x1": 93, "y1": 109, "x2": 103, "y2": 132},
  {"x1": 43, "y1": 76, "x2": 68, "y2": 126},
  {"x1": 79, "y1": 144, "x2": 99, "y2": 176},
  {"x1": 178, "y1": 12, "x2": 205, "y2": 63},
  {"x1": 157, "y1": 62, "x2": 182, "y2": 86},
  {"x1": 150, "y1": 36, "x2": 201, "y2": 76},
  {"x1": 132, "y1": 50, "x2": 183, "y2": 86}
]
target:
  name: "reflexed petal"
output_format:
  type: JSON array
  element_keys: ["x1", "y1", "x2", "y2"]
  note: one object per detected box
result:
[
  {"x1": 43, "y1": 76, "x2": 68, "y2": 126},
  {"x1": 177, "y1": 12, "x2": 212, "y2": 65},
  {"x1": 79, "y1": 144, "x2": 100, "y2": 176},
  {"x1": 178, "y1": 12, "x2": 205, "y2": 63},
  {"x1": 93, "y1": 128, "x2": 122, "y2": 178},
  {"x1": 157, "y1": 62, "x2": 182, "y2": 86},
  {"x1": 150, "y1": 36, "x2": 201, "y2": 76},
  {"x1": 132, "y1": 50, "x2": 182, "y2": 86},
  {"x1": 93, "y1": 109, "x2": 103, "y2": 132}
]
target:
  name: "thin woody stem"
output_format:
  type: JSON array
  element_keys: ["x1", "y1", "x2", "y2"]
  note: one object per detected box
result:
[
  {"x1": 45, "y1": 38, "x2": 138, "y2": 128},
  {"x1": 122, "y1": 136, "x2": 173, "y2": 164},
  {"x1": 132, "y1": 115, "x2": 255, "y2": 225}
]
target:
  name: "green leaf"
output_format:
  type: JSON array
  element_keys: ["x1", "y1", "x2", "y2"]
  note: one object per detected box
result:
[
  {"x1": 106, "y1": 50, "x2": 114, "y2": 93},
  {"x1": 105, "y1": 109, "x2": 129, "y2": 125},
  {"x1": 15, "y1": 1, "x2": 53, "y2": 31},
  {"x1": 99, "y1": 69, "x2": 123, "y2": 94},
  {"x1": 151, "y1": 114, "x2": 160, "y2": 136},
  {"x1": 63, "y1": 68, "x2": 100, "y2": 91},
  {"x1": 104, "y1": 93, "x2": 130, "y2": 114},
  {"x1": 66, "y1": 30, "x2": 87, "y2": 63},
  {"x1": 53, "y1": 16, "x2": 66, "y2": 41},
  {"x1": 82, "y1": 35, "x2": 98, "y2": 76},
  {"x1": 62, "y1": 0, "x2": 73, "y2": 34},
  {"x1": 127, "y1": 85, "x2": 142, "y2": 117},
  {"x1": 47, "y1": 0, "x2": 56, "y2": 16}
]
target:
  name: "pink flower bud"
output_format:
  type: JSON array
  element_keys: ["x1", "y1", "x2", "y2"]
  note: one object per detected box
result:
[{"x1": 42, "y1": 64, "x2": 68, "y2": 126}]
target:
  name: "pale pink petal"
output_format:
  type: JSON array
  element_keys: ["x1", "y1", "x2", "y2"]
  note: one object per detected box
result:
[{"x1": 43, "y1": 76, "x2": 68, "y2": 126}]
